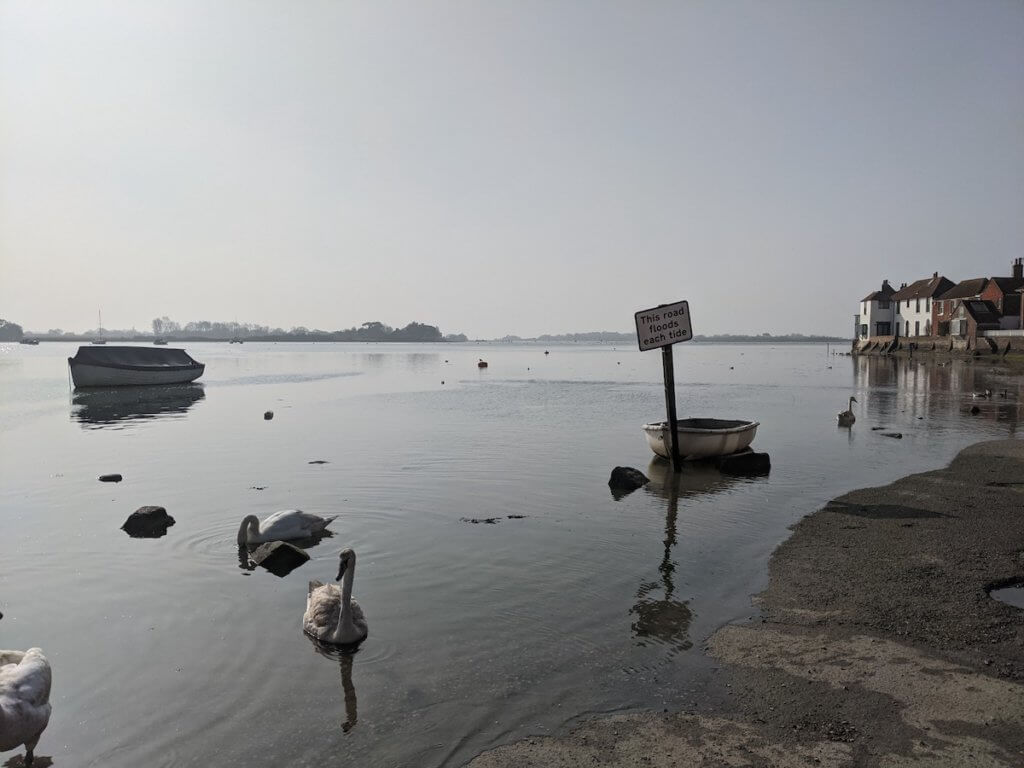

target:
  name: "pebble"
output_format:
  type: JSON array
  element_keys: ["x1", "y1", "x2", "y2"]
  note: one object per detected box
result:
[
  {"x1": 264, "y1": 411, "x2": 274, "y2": 420},
  {"x1": 98, "y1": 473, "x2": 122, "y2": 483}
]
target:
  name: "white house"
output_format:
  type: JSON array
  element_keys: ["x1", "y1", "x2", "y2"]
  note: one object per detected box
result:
[
  {"x1": 892, "y1": 273, "x2": 953, "y2": 338},
  {"x1": 857, "y1": 280, "x2": 896, "y2": 339}
]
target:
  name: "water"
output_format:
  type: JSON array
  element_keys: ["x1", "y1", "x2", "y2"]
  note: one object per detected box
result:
[{"x1": 0, "y1": 341, "x2": 1019, "y2": 767}]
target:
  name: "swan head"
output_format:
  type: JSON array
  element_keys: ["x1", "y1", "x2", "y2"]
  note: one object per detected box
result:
[
  {"x1": 237, "y1": 515, "x2": 260, "y2": 545},
  {"x1": 850, "y1": 396, "x2": 857, "y2": 404},
  {"x1": 336, "y1": 548, "x2": 356, "y2": 581}
]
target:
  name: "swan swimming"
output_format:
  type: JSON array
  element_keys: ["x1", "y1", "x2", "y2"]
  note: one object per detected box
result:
[
  {"x1": 237, "y1": 510, "x2": 337, "y2": 545},
  {"x1": 304, "y1": 549, "x2": 368, "y2": 645},
  {"x1": 0, "y1": 647, "x2": 52, "y2": 767},
  {"x1": 837, "y1": 396, "x2": 857, "y2": 427}
]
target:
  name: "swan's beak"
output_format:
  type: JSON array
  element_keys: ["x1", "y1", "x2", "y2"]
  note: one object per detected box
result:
[
  {"x1": 852, "y1": 397, "x2": 858, "y2": 403},
  {"x1": 336, "y1": 561, "x2": 347, "y2": 581}
]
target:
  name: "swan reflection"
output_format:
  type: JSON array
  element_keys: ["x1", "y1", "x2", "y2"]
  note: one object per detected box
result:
[
  {"x1": 71, "y1": 384, "x2": 205, "y2": 429},
  {"x1": 308, "y1": 638, "x2": 359, "y2": 733}
]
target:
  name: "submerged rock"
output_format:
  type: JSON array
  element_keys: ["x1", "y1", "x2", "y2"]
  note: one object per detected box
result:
[
  {"x1": 608, "y1": 466, "x2": 650, "y2": 497},
  {"x1": 98, "y1": 473, "x2": 123, "y2": 483},
  {"x1": 716, "y1": 451, "x2": 771, "y2": 476},
  {"x1": 122, "y1": 506, "x2": 175, "y2": 538},
  {"x1": 970, "y1": 405, "x2": 981, "y2": 415},
  {"x1": 250, "y1": 541, "x2": 310, "y2": 577},
  {"x1": 308, "y1": 459, "x2": 329, "y2": 465},
  {"x1": 881, "y1": 432, "x2": 904, "y2": 439}
]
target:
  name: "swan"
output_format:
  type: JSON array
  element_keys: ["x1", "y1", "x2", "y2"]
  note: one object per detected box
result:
[
  {"x1": 237, "y1": 510, "x2": 337, "y2": 545},
  {"x1": 304, "y1": 549, "x2": 368, "y2": 645},
  {"x1": 837, "y1": 396, "x2": 857, "y2": 427},
  {"x1": 972, "y1": 389, "x2": 992, "y2": 399},
  {"x1": 0, "y1": 648, "x2": 52, "y2": 767}
]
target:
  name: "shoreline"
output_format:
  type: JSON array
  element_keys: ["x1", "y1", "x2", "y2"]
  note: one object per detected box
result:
[{"x1": 469, "y1": 438, "x2": 1024, "y2": 767}]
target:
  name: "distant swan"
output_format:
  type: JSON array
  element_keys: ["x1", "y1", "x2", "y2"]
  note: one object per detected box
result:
[
  {"x1": 0, "y1": 647, "x2": 52, "y2": 767},
  {"x1": 837, "y1": 396, "x2": 857, "y2": 427},
  {"x1": 972, "y1": 389, "x2": 992, "y2": 399},
  {"x1": 237, "y1": 510, "x2": 337, "y2": 545},
  {"x1": 304, "y1": 549, "x2": 368, "y2": 645}
]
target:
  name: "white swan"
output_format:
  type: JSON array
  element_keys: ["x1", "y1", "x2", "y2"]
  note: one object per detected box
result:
[
  {"x1": 237, "y1": 510, "x2": 337, "y2": 545},
  {"x1": 304, "y1": 549, "x2": 368, "y2": 645},
  {"x1": 837, "y1": 396, "x2": 857, "y2": 427},
  {"x1": 0, "y1": 648, "x2": 52, "y2": 767},
  {"x1": 972, "y1": 389, "x2": 992, "y2": 399}
]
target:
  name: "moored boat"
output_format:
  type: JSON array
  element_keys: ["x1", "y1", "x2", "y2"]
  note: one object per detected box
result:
[
  {"x1": 68, "y1": 346, "x2": 205, "y2": 388},
  {"x1": 642, "y1": 418, "x2": 759, "y2": 460},
  {"x1": 18, "y1": 338, "x2": 40, "y2": 345},
  {"x1": 153, "y1": 338, "x2": 168, "y2": 345}
]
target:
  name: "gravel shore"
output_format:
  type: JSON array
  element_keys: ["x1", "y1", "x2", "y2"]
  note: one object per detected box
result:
[{"x1": 469, "y1": 438, "x2": 1024, "y2": 767}]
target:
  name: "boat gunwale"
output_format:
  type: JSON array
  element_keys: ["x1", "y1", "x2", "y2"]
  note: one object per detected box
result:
[{"x1": 642, "y1": 419, "x2": 759, "y2": 435}]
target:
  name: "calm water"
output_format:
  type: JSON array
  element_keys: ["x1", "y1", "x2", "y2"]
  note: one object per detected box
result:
[{"x1": 1, "y1": 342, "x2": 1020, "y2": 767}]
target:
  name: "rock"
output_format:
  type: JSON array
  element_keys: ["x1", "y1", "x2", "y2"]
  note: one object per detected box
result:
[
  {"x1": 98, "y1": 473, "x2": 123, "y2": 483},
  {"x1": 264, "y1": 411, "x2": 274, "y2": 420},
  {"x1": 881, "y1": 432, "x2": 903, "y2": 439},
  {"x1": 121, "y1": 506, "x2": 175, "y2": 538},
  {"x1": 717, "y1": 451, "x2": 771, "y2": 476},
  {"x1": 308, "y1": 459, "x2": 329, "y2": 465},
  {"x1": 970, "y1": 405, "x2": 981, "y2": 415},
  {"x1": 460, "y1": 517, "x2": 500, "y2": 524},
  {"x1": 870, "y1": 427, "x2": 887, "y2": 431},
  {"x1": 608, "y1": 466, "x2": 650, "y2": 497},
  {"x1": 249, "y1": 541, "x2": 310, "y2": 576}
]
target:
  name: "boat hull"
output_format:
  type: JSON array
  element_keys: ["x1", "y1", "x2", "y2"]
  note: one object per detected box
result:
[
  {"x1": 642, "y1": 418, "x2": 759, "y2": 460},
  {"x1": 70, "y1": 362, "x2": 205, "y2": 388}
]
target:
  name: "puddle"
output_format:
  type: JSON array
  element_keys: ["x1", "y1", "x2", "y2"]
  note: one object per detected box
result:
[{"x1": 990, "y1": 586, "x2": 1024, "y2": 609}]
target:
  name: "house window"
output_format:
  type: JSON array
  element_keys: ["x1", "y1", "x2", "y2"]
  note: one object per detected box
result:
[
  {"x1": 905, "y1": 321, "x2": 910, "y2": 336},
  {"x1": 906, "y1": 299, "x2": 910, "y2": 309},
  {"x1": 914, "y1": 321, "x2": 920, "y2": 336},
  {"x1": 876, "y1": 322, "x2": 891, "y2": 335},
  {"x1": 878, "y1": 300, "x2": 890, "y2": 309},
  {"x1": 860, "y1": 324, "x2": 868, "y2": 338},
  {"x1": 915, "y1": 298, "x2": 920, "y2": 313},
  {"x1": 926, "y1": 298, "x2": 930, "y2": 312}
]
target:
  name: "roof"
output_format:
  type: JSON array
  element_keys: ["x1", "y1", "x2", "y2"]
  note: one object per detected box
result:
[
  {"x1": 892, "y1": 275, "x2": 954, "y2": 300},
  {"x1": 987, "y1": 276, "x2": 1024, "y2": 295},
  {"x1": 938, "y1": 278, "x2": 988, "y2": 301},
  {"x1": 861, "y1": 282, "x2": 896, "y2": 302},
  {"x1": 961, "y1": 300, "x2": 1000, "y2": 326}
]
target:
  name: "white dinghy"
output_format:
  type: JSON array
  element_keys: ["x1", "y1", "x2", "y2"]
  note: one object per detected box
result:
[
  {"x1": 68, "y1": 346, "x2": 205, "y2": 388},
  {"x1": 642, "y1": 418, "x2": 759, "y2": 460}
]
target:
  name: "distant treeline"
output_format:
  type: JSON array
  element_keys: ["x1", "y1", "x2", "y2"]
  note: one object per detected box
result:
[
  {"x1": 490, "y1": 331, "x2": 849, "y2": 343},
  {"x1": 18, "y1": 319, "x2": 468, "y2": 343},
  {"x1": 692, "y1": 333, "x2": 849, "y2": 343}
]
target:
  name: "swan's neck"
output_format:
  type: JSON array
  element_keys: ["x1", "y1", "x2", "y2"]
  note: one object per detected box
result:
[{"x1": 338, "y1": 558, "x2": 356, "y2": 631}]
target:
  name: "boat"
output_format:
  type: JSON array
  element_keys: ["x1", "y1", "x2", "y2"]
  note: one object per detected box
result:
[
  {"x1": 153, "y1": 338, "x2": 168, "y2": 345},
  {"x1": 229, "y1": 338, "x2": 244, "y2": 344},
  {"x1": 18, "y1": 338, "x2": 40, "y2": 345},
  {"x1": 68, "y1": 346, "x2": 205, "y2": 388},
  {"x1": 91, "y1": 339, "x2": 107, "y2": 345},
  {"x1": 642, "y1": 418, "x2": 759, "y2": 460}
]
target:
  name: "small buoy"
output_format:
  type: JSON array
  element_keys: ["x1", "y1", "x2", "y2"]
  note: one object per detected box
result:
[
  {"x1": 729, "y1": 366, "x2": 734, "y2": 370},
  {"x1": 264, "y1": 411, "x2": 274, "y2": 420},
  {"x1": 478, "y1": 360, "x2": 488, "y2": 368},
  {"x1": 441, "y1": 380, "x2": 445, "y2": 385},
  {"x1": 544, "y1": 350, "x2": 549, "y2": 355}
]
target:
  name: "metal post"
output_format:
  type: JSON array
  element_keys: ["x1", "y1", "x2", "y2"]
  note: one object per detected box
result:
[{"x1": 662, "y1": 344, "x2": 682, "y2": 471}]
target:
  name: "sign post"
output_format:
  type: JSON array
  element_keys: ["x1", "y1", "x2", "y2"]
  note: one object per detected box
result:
[{"x1": 635, "y1": 300, "x2": 693, "y2": 471}]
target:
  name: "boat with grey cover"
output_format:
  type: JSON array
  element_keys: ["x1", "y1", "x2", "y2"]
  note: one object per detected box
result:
[{"x1": 68, "y1": 346, "x2": 205, "y2": 388}]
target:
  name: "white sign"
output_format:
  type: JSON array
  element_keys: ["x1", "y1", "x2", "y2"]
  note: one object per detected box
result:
[{"x1": 634, "y1": 300, "x2": 693, "y2": 351}]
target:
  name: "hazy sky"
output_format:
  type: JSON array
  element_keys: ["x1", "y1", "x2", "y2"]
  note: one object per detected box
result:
[{"x1": 2, "y1": 1, "x2": 1022, "y2": 337}]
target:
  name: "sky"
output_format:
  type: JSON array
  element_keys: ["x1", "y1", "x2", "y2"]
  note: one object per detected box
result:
[{"x1": 2, "y1": 1, "x2": 1022, "y2": 338}]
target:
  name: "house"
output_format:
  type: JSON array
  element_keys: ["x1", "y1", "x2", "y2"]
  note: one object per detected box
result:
[
  {"x1": 979, "y1": 258, "x2": 1024, "y2": 329},
  {"x1": 933, "y1": 278, "x2": 988, "y2": 337},
  {"x1": 856, "y1": 280, "x2": 896, "y2": 339},
  {"x1": 892, "y1": 273, "x2": 954, "y2": 338},
  {"x1": 949, "y1": 300, "x2": 1001, "y2": 341}
]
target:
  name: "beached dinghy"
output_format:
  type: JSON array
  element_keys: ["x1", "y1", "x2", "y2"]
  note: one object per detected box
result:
[
  {"x1": 642, "y1": 418, "x2": 759, "y2": 460},
  {"x1": 68, "y1": 346, "x2": 205, "y2": 388}
]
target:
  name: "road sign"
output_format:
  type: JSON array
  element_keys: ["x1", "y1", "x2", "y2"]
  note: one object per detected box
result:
[{"x1": 634, "y1": 300, "x2": 692, "y2": 351}]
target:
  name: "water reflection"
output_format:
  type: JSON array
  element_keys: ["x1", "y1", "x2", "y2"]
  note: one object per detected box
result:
[
  {"x1": 853, "y1": 356, "x2": 1022, "y2": 433},
  {"x1": 308, "y1": 638, "x2": 359, "y2": 732},
  {"x1": 71, "y1": 385, "x2": 205, "y2": 429}
]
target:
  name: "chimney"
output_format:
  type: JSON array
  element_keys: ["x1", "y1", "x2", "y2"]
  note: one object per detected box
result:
[
  {"x1": 933, "y1": 271, "x2": 938, "y2": 278},
  {"x1": 882, "y1": 279, "x2": 892, "y2": 291},
  {"x1": 1014, "y1": 258, "x2": 1023, "y2": 280}
]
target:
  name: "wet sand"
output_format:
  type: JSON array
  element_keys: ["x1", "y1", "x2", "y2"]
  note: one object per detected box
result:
[{"x1": 469, "y1": 439, "x2": 1024, "y2": 767}]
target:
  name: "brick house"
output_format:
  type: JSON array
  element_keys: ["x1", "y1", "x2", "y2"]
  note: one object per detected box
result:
[
  {"x1": 948, "y1": 299, "x2": 1001, "y2": 342},
  {"x1": 933, "y1": 277, "x2": 987, "y2": 337},
  {"x1": 892, "y1": 273, "x2": 953, "y2": 338},
  {"x1": 978, "y1": 258, "x2": 1024, "y2": 329}
]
